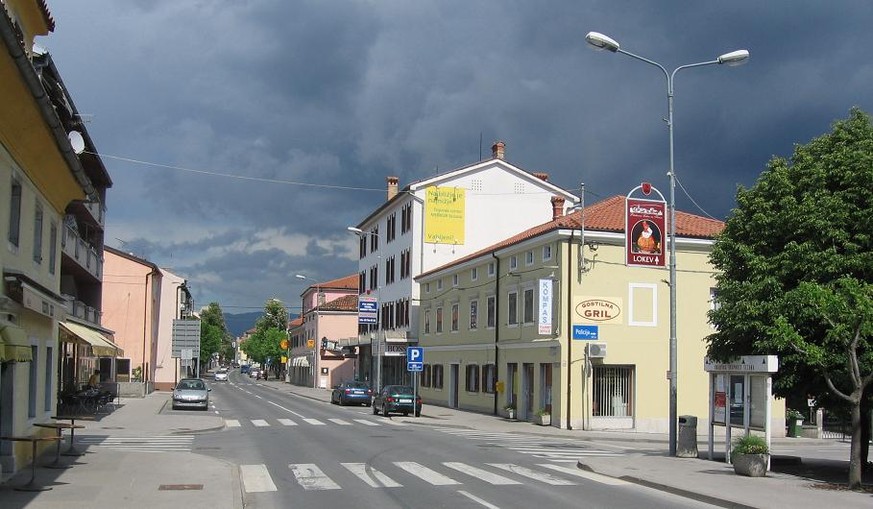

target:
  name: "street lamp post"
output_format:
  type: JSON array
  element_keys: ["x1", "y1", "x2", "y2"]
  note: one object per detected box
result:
[
  {"x1": 585, "y1": 31, "x2": 748, "y2": 456},
  {"x1": 347, "y1": 226, "x2": 383, "y2": 393},
  {"x1": 295, "y1": 274, "x2": 321, "y2": 388}
]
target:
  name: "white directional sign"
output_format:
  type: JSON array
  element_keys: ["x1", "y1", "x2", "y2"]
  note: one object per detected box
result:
[{"x1": 406, "y1": 346, "x2": 423, "y2": 372}]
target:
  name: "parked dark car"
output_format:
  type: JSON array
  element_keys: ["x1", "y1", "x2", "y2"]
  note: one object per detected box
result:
[
  {"x1": 372, "y1": 385, "x2": 421, "y2": 417},
  {"x1": 331, "y1": 381, "x2": 372, "y2": 406}
]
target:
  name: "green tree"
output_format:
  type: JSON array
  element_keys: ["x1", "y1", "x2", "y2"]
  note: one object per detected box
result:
[
  {"x1": 707, "y1": 109, "x2": 873, "y2": 489},
  {"x1": 200, "y1": 302, "x2": 231, "y2": 369},
  {"x1": 240, "y1": 299, "x2": 288, "y2": 374}
]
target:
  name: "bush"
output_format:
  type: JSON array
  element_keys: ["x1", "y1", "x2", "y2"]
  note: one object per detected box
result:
[
  {"x1": 535, "y1": 408, "x2": 550, "y2": 416},
  {"x1": 732, "y1": 434, "x2": 769, "y2": 456},
  {"x1": 786, "y1": 408, "x2": 804, "y2": 420}
]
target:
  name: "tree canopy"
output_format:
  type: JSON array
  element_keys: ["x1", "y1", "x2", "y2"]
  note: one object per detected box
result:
[
  {"x1": 200, "y1": 302, "x2": 232, "y2": 365},
  {"x1": 240, "y1": 299, "x2": 288, "y2": 369},
  {"x1": 707, "y1": 108, "x2": 873, "y2": 489}
]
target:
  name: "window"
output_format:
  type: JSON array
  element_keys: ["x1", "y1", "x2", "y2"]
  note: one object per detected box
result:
[
  {"x1": 433, "y1": 364, "x2": 444, "y2": 389},
  {"x1": 359, "y1": 272, "x2": 366, "y2": 294},
  {"x1": 387, "y1": 212, "x2": 396, "y2": 242},
  {"x1": 523, "y1": 288, "x2": 534, "y2": 323},
  {"x1": 451, "y1": 303, "x2": 459, "y2": 331},
  {"x1": 452, "y1": 274, "x2": 458, "y2": 287},
  {"x1": 487, "y1": 262, "x2": 495, "y2": 277},
  {"x1": 8, "y1": 177, "x2": 21, "y2": 247},
  {"x1": 525, "y1": 250, "x2": 534, "y2": 266},
  {"x1": 466, "y1": 364, "x2": 480, "y2": 392},
  {"x1": 508, "y1": 292, "x2": 518, "y2": 325},
  {"x1": 592, "y1": 365, "x2": 635, "y2": 418},
  {"x1": 424, "y1": 309, "x2": 431, "y2": 334},
  {"x1": 481, "y1": 364, "x2": 496, "y2": 393},
  {"x1": 369, "y1": 227, "x2": 379, "y2": 250},
  {"x1": 469, "y1": 300, "x2": 478, "y2": 330},
  {"x1": 509, "y1": 256, "x2": 518, "y2": 270},
  {"x1": 542, "y1": 244, "x2": 552, "y2": 261},
  {"x1": 486, "y1": 296, "x2": 496, "y2": 328},
  {"x1": 425, "y1": 282, "x2": 430, "y2": 293},
  {"x1": 471, "y1": 267, "x2": 478, "y2": 281},
  {"x1": 437, "y1": 279, "x2": 443, "y2": 290},
  {"x1": 48, "y1": 221, "x2": 58, "y2": 275},
  {"x1": 422, "y1": 364, "x2": 432, "y2": 387},
  {"x1": 436, "y1": 307, "x2": 443, "y2": 333},
  {"x1": 33, "y1": 203, "x2": 44, "y2": 263},
  {"x1": 401, "y1": 202, "x2": 412, "y2": 234},
  {"x1": 400, "y1": 249, "x2": 410, "y2": 279},
  {"x1": 385, "y1": 256, "x2": 395, "y2": 284},
  {"x1": 358, "y1": 235, "x2": 367, "y2": 258}
]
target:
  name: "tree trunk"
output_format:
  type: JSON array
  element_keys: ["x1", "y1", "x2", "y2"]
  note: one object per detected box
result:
[{"x1": 848, "y1": 399, "x2": 862, "y2": 490}]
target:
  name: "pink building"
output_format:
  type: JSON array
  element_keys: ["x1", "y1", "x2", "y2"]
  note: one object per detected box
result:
[{"x1": 101, "y1": 247, "x2": 193, "y2": 393}]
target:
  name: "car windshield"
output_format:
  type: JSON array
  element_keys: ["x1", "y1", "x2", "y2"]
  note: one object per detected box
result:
[
  {"x1": 179, "y1": 380, "x2": 205, "y2": 390},
  {"x1": 389, "y1": 386, "x2": 414, "y2": 395},
  {"x1": 347, "y1": 382, "x2": 369, "y2": 389}
]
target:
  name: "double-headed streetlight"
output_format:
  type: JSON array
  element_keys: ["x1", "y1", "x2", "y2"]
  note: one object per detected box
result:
[{"x1": 585, "y1": 31, "x2": 748, "y2": 456}]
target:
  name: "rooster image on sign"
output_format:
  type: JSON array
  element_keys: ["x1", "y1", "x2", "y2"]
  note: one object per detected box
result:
[{"x1": 632, "y1": 220, "x2": 662, "y2": 254}]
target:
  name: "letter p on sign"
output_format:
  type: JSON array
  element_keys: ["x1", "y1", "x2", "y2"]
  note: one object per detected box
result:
[{"x1": 407, "y1": 347, "x2": 423, "y2": 363}]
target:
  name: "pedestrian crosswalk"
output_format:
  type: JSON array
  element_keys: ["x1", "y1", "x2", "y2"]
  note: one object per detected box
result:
[
  {"x1": 223, "y1": 417, "x2": 406, "y2": 429},
  {"x1": 239, "y1": 460, "x2": 628, "y2": 494},
  {"x1": 76, "y1": 435, "x2": 194, "y2": 453},
  {"x1": 432, "y1": 428, "x2": 623, "y2": 463}
]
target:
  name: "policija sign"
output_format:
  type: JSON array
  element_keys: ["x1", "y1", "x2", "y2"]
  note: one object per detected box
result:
[{"x1": 626, "y1": 182, "x2": 666, "y2": 268}]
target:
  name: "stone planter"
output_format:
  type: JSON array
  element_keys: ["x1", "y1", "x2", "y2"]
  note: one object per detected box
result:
[
  {"x1": 506, "y1": 409, "x2": 515, "y2": 420},
  {"x1": 732, "y1": 453, "x2": 768, "y2": 477},
  {"x1": 534, "y1": 414, "x2": 551, "y2": 426}
]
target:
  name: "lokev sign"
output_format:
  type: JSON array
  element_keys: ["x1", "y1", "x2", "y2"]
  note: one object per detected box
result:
[
  {"x1": 574, "y1": 298, "x2": 622, "y2": 324},
  {"x1": 626, "y1": 182, "x2": 666, "y2": 268}
]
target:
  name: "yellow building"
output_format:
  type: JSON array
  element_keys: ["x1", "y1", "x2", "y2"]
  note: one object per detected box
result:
[{"x1": 416, "y1": 194, "x2": 782, "y2": 433}]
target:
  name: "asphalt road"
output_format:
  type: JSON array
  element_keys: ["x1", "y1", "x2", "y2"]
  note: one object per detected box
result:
[{"x1": 176, "y1": 371, "x2": 721, "y2": 509}]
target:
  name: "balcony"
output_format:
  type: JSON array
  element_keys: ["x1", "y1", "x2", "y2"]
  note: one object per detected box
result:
[
  {"x1": 64, "y1": 297, "x2": 102, "y2": 326},
  {"x1": 61, "y1": 225, "x2": 103, "y2": 281},
  {"x1": 83, "y1": 199, "x2": 106, "y2": 228}
]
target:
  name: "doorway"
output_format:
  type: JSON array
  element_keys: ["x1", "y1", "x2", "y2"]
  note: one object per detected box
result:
[{"x1": 449, "y1": 364, "x2": 459, "y2": 408}]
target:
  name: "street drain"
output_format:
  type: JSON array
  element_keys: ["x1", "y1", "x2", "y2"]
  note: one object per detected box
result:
[{"x1": 159, "y1": 484, "x2": 203, "y2": 491}]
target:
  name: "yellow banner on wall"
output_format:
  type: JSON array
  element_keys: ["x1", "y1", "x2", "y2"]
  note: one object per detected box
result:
[{"x1": 425, "y1": 186, "x2": 465, "y2": 244}]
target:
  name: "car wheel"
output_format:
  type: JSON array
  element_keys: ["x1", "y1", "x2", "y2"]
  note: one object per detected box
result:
[{"x1": 172, "y1": 404, "x2": 178, "y2": 410}]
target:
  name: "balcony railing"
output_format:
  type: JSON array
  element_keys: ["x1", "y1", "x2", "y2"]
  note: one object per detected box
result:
[
  {"x1": 83, "y1": 199, "x2": 106, "y2": 228},
  {"x1": 61, "y1": 225, "x2": 103, "y2": 280},
  {"x1": 64, "y1": 297, "x2": 102, "y2": 326}
]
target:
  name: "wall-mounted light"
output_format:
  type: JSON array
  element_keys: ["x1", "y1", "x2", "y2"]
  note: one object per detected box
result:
[{"x1": 586, "y1": 241, "x2": 599, "y2": 251}]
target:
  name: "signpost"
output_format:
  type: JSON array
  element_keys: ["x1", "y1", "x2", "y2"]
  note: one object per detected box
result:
[
  {"x1": 172, "y1": 319, "x2": 201, "y2": 378},
  {"x1": 407, "y1": 347, "x2": 423, "y2": 417}
]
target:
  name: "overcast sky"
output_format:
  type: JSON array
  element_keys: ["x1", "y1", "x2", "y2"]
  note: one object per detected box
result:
[{"x1": 41, "y1": 1, "x2": 873, "y2": 315}]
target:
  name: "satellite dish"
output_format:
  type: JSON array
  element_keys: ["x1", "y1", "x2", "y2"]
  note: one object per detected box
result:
[{"x1": 68, "y1": 131, "x2": 85, "y2": 154}]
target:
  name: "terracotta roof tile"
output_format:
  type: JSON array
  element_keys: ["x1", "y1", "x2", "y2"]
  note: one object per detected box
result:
[
  {"x1": 317, "y1": 294, "x2": 359, "y2": 312},
  {"x1": 314, "y1": 274, "x2": 358, "y2": 290},
  {"x1": 418, "y1": 195, "x2": 724, "y2": 278}
]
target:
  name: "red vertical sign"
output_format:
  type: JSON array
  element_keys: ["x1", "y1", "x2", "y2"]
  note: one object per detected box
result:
[{"x1": 626, "y1": 197, "x2": 666, "y2": 267}]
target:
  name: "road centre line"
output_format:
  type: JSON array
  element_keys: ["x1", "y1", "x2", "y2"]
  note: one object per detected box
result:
[
  {"x1": 267, "y1": 400, "x2": 306, "y2": 418},
  {"x1": 458, "y1": 490, "x2": 502, "y2": 509}
]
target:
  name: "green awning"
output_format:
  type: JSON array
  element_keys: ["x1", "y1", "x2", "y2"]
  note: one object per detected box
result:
[
  {"x1": 59, "y1": 321, "x2": 123, "y2": 357},
  {"x1": 0, "y1": 323, "x2": 32, "y2": 362}
]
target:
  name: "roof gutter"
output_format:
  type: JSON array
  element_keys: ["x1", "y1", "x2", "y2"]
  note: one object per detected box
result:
[{"x1": 1, "y1": 11, "x2": 96, "y2": 200}]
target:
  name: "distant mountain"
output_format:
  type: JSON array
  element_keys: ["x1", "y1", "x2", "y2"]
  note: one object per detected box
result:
[{"x1": 224, "y1": 312, "x2": 261, "y2": 337}]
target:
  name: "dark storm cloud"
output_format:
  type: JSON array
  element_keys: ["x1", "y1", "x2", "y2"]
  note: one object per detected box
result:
[{"x1": 43, "y1": 0, "x2": 873, "y2": 310}]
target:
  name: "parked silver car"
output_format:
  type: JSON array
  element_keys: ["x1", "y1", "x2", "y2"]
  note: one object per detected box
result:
[{"x1": 172, "y1": 378, "x2": 210, "y2": 410}]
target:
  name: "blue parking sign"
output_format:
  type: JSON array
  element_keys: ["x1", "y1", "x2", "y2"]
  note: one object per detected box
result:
[{"x1": 406, "y1": 347, "x2": 423, "y2": 363}]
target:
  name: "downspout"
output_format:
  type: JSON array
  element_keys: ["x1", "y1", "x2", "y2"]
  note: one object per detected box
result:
[
  {"x1": 492, "y1": 252, "x2": 500, "y2": 416},
  {"x1": 1, "y1": 13, "x2": 96, "y2": 199}
]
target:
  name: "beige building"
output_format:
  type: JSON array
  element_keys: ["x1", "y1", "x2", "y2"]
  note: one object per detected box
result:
[{"x1": 416, "y1": 195, "x2": 779, "y2": 433}]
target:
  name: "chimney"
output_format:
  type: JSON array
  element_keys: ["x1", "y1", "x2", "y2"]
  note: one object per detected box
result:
[
  {"x1": 533, "y1": 172, "x2": 549, "y2": 182},
  {"x1": 387, "y1": 176, "x2": 399, "y2": 201},
  {"x1": 551, "y1": 196, "x2": 565, "y2": 221},
  {"x1": 491, "y1": 141, "x2": 506, "y2": 160}
]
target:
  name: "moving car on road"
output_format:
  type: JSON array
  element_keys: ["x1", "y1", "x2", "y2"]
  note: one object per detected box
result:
[
  {"x1": 172, "y1": 378, "x2": 211, "y2": 410},
  {"x1": 372, "y1": 385, "x2": 421, "y2": 417},
  {"x1": 214, "y1": 368, "x2": 228, "y2": 382},
  {"x1": 331, "y1": 381, "x2": 372, "y2": 406}
]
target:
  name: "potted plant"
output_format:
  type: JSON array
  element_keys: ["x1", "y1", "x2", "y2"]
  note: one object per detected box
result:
[
  {"x1": 504, "y1": 403, "x2": 516, "y2": 420},
  {"x1": 786, "y1": 408, "x2": 804, "y2": 437},
  {"x1": 731, "y1": 434, "x2": 769, "y2": 477},
  {"x1": 534, "y1": 408, "x2": 551, "y2": 426}
]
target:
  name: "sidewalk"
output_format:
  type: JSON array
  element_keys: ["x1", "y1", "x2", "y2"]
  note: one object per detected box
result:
[{"x1": 2, "y1": 379, "x2": 870, "y2": 509}]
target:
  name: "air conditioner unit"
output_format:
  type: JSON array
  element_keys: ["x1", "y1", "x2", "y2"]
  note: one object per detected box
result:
[{"x1": 587, "y1": 342, "x2": 607, "y2": 358}]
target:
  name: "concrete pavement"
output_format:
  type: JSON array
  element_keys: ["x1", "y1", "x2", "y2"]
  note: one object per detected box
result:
[{"x1": 1, "y1": 377, "x2": 870, "y2": 508}]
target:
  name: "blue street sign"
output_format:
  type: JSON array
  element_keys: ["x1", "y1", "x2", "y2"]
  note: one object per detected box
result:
[
  {"x1": 572, "y1": 324, "x2": 599, "y2": 340},
  {"x1": 358, "y1": 296, "x2": 378, "y2": 325},
  {"x1": 406, "y1": 347, "x2": 423, "y2": 363},
  {"x1": 407, "y1": 362, "x2": 423, "y2": 372}
]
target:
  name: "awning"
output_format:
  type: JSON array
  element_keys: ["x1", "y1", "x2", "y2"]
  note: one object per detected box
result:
[
  {"x1": 0, "y1": 322, "x2": 32, "y2": 362},
  {"x1": 291, "y1": 356, "x2": 310, "y2": 368},
  {"x1": 59, "y1": 321, "x2": 124, "y2": 357}
]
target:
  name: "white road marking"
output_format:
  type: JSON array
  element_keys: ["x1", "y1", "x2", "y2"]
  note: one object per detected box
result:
[
  {"x1": 458, "y1": 490, "x2": 502, "y2": 509},
  {"x1": 443, "y1": 462, "x2": 521, "y2": 485},
  {"x1": 225, "y1": 419, "x2": 241, "y2": 428},
  {"x1": 538, "y1": 464, "x2": 629, "y2": 486},
  {"x1": 251, "y1": 419, "x2": 270, "y2": 427},
  {"x1": 395, "y1": 462, "x2": 461, "y2": 485},
  {"x1": 303, "y1": 418, "x2": 325, "y2": 425},
  {"x1": 353, "y1": 419, "x2": 380, "y2": 426},
  {"x1": 254, "y1": 395, "x2": 263, "y2": 399},
  {"x1": 487, "y1": 464, "x2": 576, "y2": 485},
  {"x1": 239, "y1": 464, "x2": 277, "y2": 493},
  {"x1": 267, "y1": 400, "x2": 306, "y2": 418},
  {"x1": 328, "y1": 418, "x2": 352, "y2": 425},
  {"x1": 289, "y1": 464, "x2": 341, "y2": 490},
  {"x1": 342, "y1": 463, "x2": 403, "y2": 488},
  {"x1": 278, "y1": 418, "x2": 297, "y2": 426}
]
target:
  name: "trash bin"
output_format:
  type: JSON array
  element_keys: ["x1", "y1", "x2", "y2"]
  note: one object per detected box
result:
[
  {"x1": 677, "y1": 415, "x2": 698, "y2": 458},
  {"x1": 788, "y1": 418, "x2": 803, "y2": 437}
]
